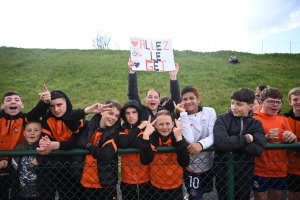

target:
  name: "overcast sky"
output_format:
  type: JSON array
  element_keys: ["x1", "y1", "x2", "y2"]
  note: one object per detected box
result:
[{"x1": 1, "y1": 0, "x2": 300, "y2": 53}]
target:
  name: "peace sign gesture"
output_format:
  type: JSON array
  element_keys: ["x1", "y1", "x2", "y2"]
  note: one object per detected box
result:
[
  {"x1": 143, "y1": 116, "x2": 156, "y2": 140},
  {"x1": 173, "y1": 101, "x2": 186, "y2": 113},
  {"x1": 173, "y1": 119, "x2": 183, "y2": 141}
]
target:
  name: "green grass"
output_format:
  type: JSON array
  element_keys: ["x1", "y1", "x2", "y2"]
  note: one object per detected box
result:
[{"x1": 1, "y1": 48, "x2": 299, "y2": 117}]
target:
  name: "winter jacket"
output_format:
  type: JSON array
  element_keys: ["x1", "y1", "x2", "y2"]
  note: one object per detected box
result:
[
  {"x1": 0, "y1": 100, "x2": 48, "y2": 165},
  {"x1": 38, "y1": 90, "x2": 85, "y2": 165},
  {"x1": 127, "y1": 72, "x2": 180, "y2": 121},
  {"x1": 213, "y1": 109, "x2": 266, "y2": 179},
  {"x1": 180, "y1": 106, "x2": 216, "y2": 173},
  {"x1": 139, "y1": 131, "x2": 189, "y2": 189},
  {"x1": 76, "y1": 114, "x2": 121, "y2": 188},
  {"x1": 119, "y1": 100, "x2": 150, "y2": 184},
  {"x1": 10, "y1": 141, "x2": 39, "y2": 199},
  {"x1": 285, "y1": 109, "x2": 300, "y2": 175}
]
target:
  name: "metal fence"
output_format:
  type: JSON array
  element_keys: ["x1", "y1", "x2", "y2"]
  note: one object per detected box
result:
[{"x1": 0, "y1": 143, "x2": 299, "y2": 200}]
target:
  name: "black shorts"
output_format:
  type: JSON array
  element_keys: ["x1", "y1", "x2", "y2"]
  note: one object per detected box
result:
[{"x1": 287, "y1": 173, "x2": 300, "y2": 192}]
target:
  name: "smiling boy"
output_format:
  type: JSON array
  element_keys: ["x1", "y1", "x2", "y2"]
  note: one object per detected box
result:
[
  {"x1": 11, "y1": 120, "x2": 42, "y2": 199},
  {"x1": 253, "y1": 87, "x2": 297, "y2": 200},
  {"x1": 0, "y1": 86, "x2": 50, "y2": 199},
  {"x1": 213, "y1": 87, "x2": 267, "y2": 200},
  {"x1": 284, "y1": 87, "x2": 300, "y2": 200}
]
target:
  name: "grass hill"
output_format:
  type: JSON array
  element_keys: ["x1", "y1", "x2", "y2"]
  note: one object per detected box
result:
[{"x1": 1, "y1": 48, "x2": 299, "y2": 117}]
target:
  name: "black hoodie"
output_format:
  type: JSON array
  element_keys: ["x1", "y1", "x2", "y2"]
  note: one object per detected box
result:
[
  {"x1": 119, "y1": 100, "x2": 144, "y2": 148},
  {"x1": 38, "y1": 90, "x2": 85, "y2": 164}
]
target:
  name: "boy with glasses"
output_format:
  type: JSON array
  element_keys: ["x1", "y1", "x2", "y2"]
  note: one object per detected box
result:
[{"x1": 252, "y1": 87, "x2": 297, "y2": 200}]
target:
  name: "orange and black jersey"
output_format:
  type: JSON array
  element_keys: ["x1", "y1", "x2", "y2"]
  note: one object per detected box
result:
[
  {"x1": 41, "y1": 110, "x2": 85, "y2": 150},
  {"x1": 139, "y1": 131, "x2": 189, "y2": 167},
  {"x1": 81, "y1": 129, "x2": 119, "y2": 188},
  {"x1": 119, "y1": 124, "x2": 142, "y2": 148},
  {"x1": 119, "y1": 126, "x2": 150, "y2": 184},
  {"x1": 139, "y1": 131, "x2": 189, "y2": 189},
  {"x1": 79, "y1": 114, "x2": 121, "y2": 188},
  {"x1": 285, "y1": 109, "x2": 300, "y2": 175},
  {"x1": 0, "y1": 100, "x2": 49, "y2": 160}
]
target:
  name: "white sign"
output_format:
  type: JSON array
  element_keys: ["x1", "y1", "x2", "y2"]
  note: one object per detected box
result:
[{"x1": 129, "y1": 37, "x2": 175, "y2": 72}]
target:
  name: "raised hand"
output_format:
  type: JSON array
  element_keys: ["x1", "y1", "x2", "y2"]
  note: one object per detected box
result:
[
  {"x1": 173, "y1": 101, "x2": 186, "y2": 113},
  {"x1": 128, "y1": 58, "x2": 135, "y2": 74},
  {"x1": 169, "y1": 63, "x2": 179, "y2": 80},
  {"x1": 38, "y1": 84, "x2": 51, "y2": 104},
  {"x1": 143, "y1": 116, "x2": 156, "y2": 140},
  {"x1": 173, "y1": 119, "x2": 183, "y2": 141},
  {"x1": 138, "y1": 120, "x2": 148, "y2": 130},
  {"x1": 84, "y1": 103, "x2": 113, "y2": 114}
]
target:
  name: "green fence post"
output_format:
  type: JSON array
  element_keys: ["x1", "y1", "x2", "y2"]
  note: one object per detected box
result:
[{"x1": 226, "y1": 151, "x2": 234, "y2": 200}]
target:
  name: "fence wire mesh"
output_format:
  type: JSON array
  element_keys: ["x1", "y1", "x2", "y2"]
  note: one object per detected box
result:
[{"x1": 0, "y1": 145, "x2": 299, "y2": 200}]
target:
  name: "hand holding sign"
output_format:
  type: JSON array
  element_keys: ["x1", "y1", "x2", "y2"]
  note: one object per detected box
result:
[
  {"x1": 169, "y1": 63, "x2": 179, "y2": 80},
  {"x1": 129, "y1": 37, "x2": 175, "y2": 72}
]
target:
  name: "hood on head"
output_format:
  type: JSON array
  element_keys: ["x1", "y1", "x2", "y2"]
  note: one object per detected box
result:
[
  {"x1": 120, "y1": 100, "x2": 142, "y2": 125},
  {"x1": 50, "y1": 90, "x2": 73, "y2": 113}
]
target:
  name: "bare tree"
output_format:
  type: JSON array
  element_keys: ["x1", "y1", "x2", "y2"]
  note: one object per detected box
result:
[{"x1": 93, "y1": 31, "x2": 112, "y2": 50}]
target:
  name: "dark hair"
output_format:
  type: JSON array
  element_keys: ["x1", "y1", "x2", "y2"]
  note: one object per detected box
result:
[
  {"x1": 260, "y1": 87, "x2": 283, "y2": 101},
  {"x1": 231, "y1": 88, "x2": 255, "y2": 104},
  {"x1": 50, "y1": 91, "x2": 66, "y2": 101},
  {"x1": 257, "y1": 85, "x2": 267, "y2": 92},
  {"x1": 155, "y1": 110, "x2": 174, "y2": 121},
  {"x1": 181, "y1": 86, "x2": 200, "y2": 98},
  {"x1": 146, "y1": 89, "x2": 160, "y2": 98},
  {"x1": 25, "y1": 119, "x2": 42, "y2": 128},
  {"x1": 160, "y1": 96, "x2": 169, "y2": 105},
  {"x1": 2, "y1": 91, "x2": 22, "y2": 103},
  {"x1": 106, "y1": 100, "x2": 122, "y2": 111}
]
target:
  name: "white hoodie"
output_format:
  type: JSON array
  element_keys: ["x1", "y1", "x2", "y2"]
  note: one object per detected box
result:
[{"x1": 179, "y1": 107, "x2": 216, "y2": 173}]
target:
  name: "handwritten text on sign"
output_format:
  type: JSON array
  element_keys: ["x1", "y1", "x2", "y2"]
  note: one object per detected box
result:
[{"x1": 129, "y1": 37, "x2": 175, "y2": 72}]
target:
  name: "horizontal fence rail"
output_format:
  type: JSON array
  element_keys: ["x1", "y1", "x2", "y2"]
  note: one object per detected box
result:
[{"x1": 1, "y1": 143, "x2": 300, "y2": 200}]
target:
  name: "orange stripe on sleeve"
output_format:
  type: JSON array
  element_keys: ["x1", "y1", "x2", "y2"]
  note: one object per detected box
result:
[{"x1": 102, "y1": 139, "x2": 118, "y2": 152}]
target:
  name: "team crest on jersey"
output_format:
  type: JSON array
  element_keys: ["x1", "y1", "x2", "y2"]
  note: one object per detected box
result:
[
  {"x1": 14, "y1": 128, "x2": 18, "y2": 133},
  {"x1": 190, "y1": 189, "x2": 198, "y2": 196}
]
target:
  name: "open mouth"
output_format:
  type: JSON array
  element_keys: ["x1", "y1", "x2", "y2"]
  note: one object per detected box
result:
[{"x1": 9, "y1": 106, "x2": 17, "y2": 110}]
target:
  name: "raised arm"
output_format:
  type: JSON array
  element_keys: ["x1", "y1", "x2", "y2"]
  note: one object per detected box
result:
[
  {"x1": 26, "y1": 84, "x2": 51, "y2": 121},
  {"x1": 163, "y1": 63, "x2": 180, "y2": 112},
  {"x1": 127, "y1": 59, "x2": 141, "y2": 103}
]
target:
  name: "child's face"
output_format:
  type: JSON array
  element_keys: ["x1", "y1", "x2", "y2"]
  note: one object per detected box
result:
[
  {"x1": 23, "y1": 122, "x2": 42, "y2": 145},
  {"x1": 154, "y1": 115, "x2": 174, "y2": 137},
  {"x1": 289, "y1": 94, "x2": 300, "y2": 112},
  {"x1": 145, "y1": 90, "x2": 160, "y2": 112},
  {"x1": 100, "y1": 107, "x2": 120, "y2": 128},
  {"x1": 231, "y1": 100, "x2": 252, "y2": 117},
  {"x1": 1, "y1": 95, "x2": 24, "y2": 116},
  {"x1": 49, "y1": 98, "x2": 67, "y2": 117},
  {"x1": 125, "y1": 107, "x2": 139, "y2": 125},
  {"x1": 255, "y1": 87, "x2": 261, "y2": 96},
  {"x1": 181, "y1": 92, "x2": 200, "y2": 114},
  {"x1": 261, "y1": 98, "x2": 282, "y2": 115},
  {"x1": 252, "y1": 99, "x2": 261, "y2": 112}
]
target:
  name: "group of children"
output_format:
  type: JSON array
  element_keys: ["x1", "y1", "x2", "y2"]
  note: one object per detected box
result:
[{"x1": 0, "y1": 59, "x2": 299, "y2": 200}]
